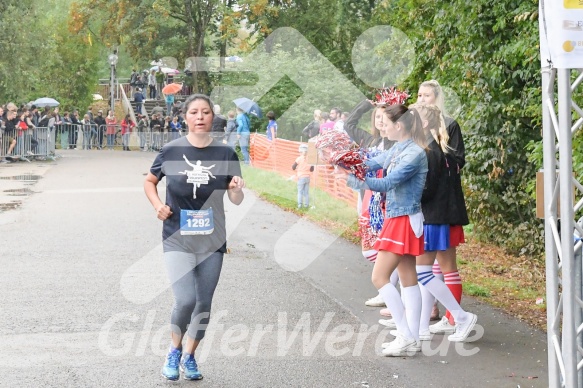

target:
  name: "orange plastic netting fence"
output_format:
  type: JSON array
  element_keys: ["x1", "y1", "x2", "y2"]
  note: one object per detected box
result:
[{"x1": 249, "y1": 134, "x2": 358, "y2": 207}]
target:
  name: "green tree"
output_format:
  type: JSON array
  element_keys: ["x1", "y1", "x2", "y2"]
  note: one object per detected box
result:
[
  {"x1": 0, "y1": 0, "x2": 101, "y2": 110},
  {"x1": 72, "y1": 0, "x2": 230, "y2": 93},
  {"x1": 374, "y1": 0, "x2": 542, "y2": 256}
]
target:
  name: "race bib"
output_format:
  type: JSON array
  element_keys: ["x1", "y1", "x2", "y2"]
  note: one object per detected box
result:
[{"x1": 180, "y1": 208, "x2": 214, "y2": 235}]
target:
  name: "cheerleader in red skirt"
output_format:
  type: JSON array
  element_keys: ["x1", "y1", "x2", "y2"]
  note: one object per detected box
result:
[
  {"x1": 346, "y1": 104, "x2": 427, "y2": 356},
  {"x1": 344, "y1": 99, "x2": 396, "y2": 309}
]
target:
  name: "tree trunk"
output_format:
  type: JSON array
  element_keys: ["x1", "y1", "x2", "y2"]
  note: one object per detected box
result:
[
  {"x1": 184, "y1": 0, "x2": 198, "y2": 91},
  {"x1": 194, "y1": 23, "x2": 211, "y2": 94}
]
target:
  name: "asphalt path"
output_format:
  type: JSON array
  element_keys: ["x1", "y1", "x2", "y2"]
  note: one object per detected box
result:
[{"x1": 0, "y1": 150, "x2": 548, "y2": 387}]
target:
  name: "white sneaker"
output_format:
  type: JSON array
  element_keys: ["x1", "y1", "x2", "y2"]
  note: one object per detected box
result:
[
  {"x1": 419, "y1": 330, "x2": 431, "y2": 341},
  {"x1": 381, "y1": 335, "x2": 418, "y2": 356},
  {"x1": 365, "y1": 294, "x2": 386, "y2": 307},
  {"x1": 448, "y1": 313, "x2": 478, "y2": 342},
  {"x1": 389, "y1": 329, "x2": 430, "y2": 341},
  {"x1": 410, "y1": 341, "x2": 421, "y2": 352},
  {"x1": 383, "y1": 339, "x2": 421, "y2": 352},
  {"x1": 429, "y1": 316, "x2": 455, "y2": 334},
  {"x1": 378, "y1": 319, "x2": 397, "y2": 329}
]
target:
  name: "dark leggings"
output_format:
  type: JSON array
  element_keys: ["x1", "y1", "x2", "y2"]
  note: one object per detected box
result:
[{"x1": 164, "y1": 251, "x2": 223, "y2": 341}]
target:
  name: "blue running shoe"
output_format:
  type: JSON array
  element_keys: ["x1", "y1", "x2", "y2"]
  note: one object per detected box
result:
[
  {"x1": 161, "y1": 347, "x2": 181, "y2": 381},
  {"x1": 180, "y1": 353, "x2": 203, "y2": 380}
]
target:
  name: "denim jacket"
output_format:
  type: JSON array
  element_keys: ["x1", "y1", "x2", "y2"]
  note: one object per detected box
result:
[{"x1": 348, "y1": 138, "x2": 428, "y2": 218}]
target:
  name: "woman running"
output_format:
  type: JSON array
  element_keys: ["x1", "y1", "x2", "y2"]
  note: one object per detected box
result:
[{"x1": 144, "y1": 94, "x2": 245, "y2": 381}]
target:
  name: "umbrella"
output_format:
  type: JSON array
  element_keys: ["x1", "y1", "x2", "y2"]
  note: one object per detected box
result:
[
  {"x1": 33, "y1": 97, "x2": 60, "y2": 107},
  {"x1": 150, "y1": 66, "x2": 179, "y2": 74},
  {"x1": 233, "y1": 97, "x2": 262, "y2": 118},
  {"x1": 162, "y1": 83, "x2": 183, "y2": 95}
]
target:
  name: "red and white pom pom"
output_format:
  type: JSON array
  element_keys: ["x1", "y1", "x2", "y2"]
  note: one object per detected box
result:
[
  {"x1": 375, "y1": 86, "x2": 409, "y2": 106},
  {"x1": 315, "y1": 130, "x2": 355, "y2": 163},
  {"x1": 331, "y1": 149, "x2": 367, "y2": 180},
  {"x1": 358, "y1": 216, "x2": 378, "y2": 252},
  {"x1": 315, "y1": 129, "x2": 353, "y2": 152},
  {"x1": 314, "y1": 130, "x2": 369, "y2": 179}
]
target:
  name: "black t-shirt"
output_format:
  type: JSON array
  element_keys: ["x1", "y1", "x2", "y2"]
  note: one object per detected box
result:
[{"x1": 150, "y1": 136, "x2": 242, "y2": 253}]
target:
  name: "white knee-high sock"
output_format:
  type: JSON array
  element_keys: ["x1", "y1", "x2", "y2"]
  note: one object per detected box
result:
[
  {"x1": 389, "y1": 269, "x2": 399, "y2": 287},
  {"x1": 418, "y1": 265, "x2": 467, "y2": 323},
  {"x1": 416, "y1": 265, "x2": 435, "y2": 333},
  {"x1": 378, "y1": 283, "x2": 413, "y2": 339},
  {"x1": 402, "y1": 285, "x2": 421, "y2": 342}
]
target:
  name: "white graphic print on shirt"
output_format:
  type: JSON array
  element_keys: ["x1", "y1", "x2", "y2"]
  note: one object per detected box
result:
[{"x1": 178, "y1": 154, "x2": 216, "y2": 198}]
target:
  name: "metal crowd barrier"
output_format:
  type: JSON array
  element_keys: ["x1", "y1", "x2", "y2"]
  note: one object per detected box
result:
[
  {"x1": 0, "y1": 123, "x2": 193, "y2": 162},
  {"x1": 52, "y1": 124, "x2": 124, "y2": 150},
  {"x1": 0, "y1": 126, "x2": 58, "y2": 163},
  {"x1": 145, "y1": 128, "x2": 185, "y2": 151},
  {"x1": 58, "y1": 124, "x2": 186, "y2": 152}
]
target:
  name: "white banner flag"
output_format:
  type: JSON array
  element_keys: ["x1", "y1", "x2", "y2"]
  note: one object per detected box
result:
[{"x1": 540, "y1": 0, "x2": 583, "y2": 68}]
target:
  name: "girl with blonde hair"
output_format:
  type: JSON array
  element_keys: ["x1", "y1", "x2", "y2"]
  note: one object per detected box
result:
[
  {"x1": 416, "y1": 80, "x2": 470, "y2": 334},
  {"x1": 302, "y1": 109, "x2": 324, "y2": 139},
  {"x1": 407, "y1": 103, "x2": 477, "y2": 343}
]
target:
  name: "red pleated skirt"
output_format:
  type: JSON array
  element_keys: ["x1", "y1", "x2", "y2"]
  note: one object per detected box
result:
[
  {"x1": 449, "y1": 225, "x2": 466, "y2": 247},
  {"x1": 373, "y1": 215, "x2": 424, "y2": 256}
]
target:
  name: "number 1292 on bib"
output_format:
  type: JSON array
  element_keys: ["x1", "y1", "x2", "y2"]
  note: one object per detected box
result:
[{"x1": 180, "y1": 208, "x2": 214, "y2": 235}]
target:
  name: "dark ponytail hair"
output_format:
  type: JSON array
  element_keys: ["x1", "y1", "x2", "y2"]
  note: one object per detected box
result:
[{"x1": 384, "y1": 104, "x2": 426, "y2": 148}]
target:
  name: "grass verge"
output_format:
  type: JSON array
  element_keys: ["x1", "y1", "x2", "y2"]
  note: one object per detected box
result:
[
  {"x1": 457, "y1": 240, "x2": 547, "y2": 330},
  {"x1": 242, "y1": 165, "x2": 359, "y2": 242}
]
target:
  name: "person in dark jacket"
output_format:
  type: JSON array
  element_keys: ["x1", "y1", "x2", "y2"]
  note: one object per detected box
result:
[
  {"x1": 211, "y1": 104, "x2": 227, "y2": 140},
  {"x1": 3, "y1": 108, "x2": 18, "y2": 158},
  {"x1": 301, "y1": 109, "x2": 323, "y2": 139},
  {"x1": 137, "y1": 113, "x2": 149, "y2": 151},
  {"x1": 30, "y1": 105, "x2": 40, "y2": 127},
  {"x1": 150, "y1": 113, "x2": 163, "y2": 151},
  {"x1": 69, "y1": 110, "x2": 81, "y2": 149},
  {"x1": 94, "y1": 110, "x2": 106, "y2": 149},
  {"x1": 416, "y1": 80, "x2": 470, "y2": 335},
  {"x1": 134, "y1": 88, "x2": 145, "y2": 115},
  {"x1": 410, "y1": 103, "x2": 477, "y2": 343}
]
